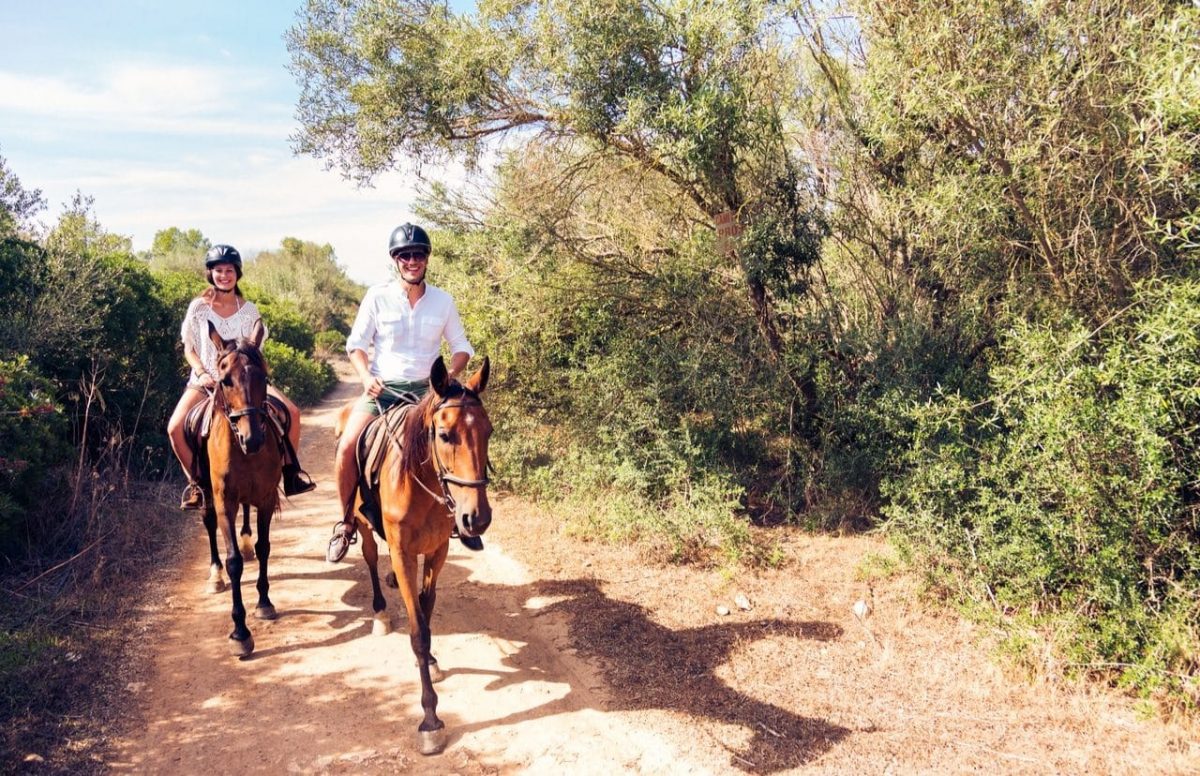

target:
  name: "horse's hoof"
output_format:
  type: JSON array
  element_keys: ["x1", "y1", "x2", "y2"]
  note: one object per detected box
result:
[
  {"x1": 207, "y1": 565, "x2": 225, "y2": 594},
  {"x1": 417, "y1": 658, "x2": 445, "y2": 683},
  {"x1": 418, "y1": 726, "x2": 446, "y2": 756},
  {"x1": 372, "y1": 611, "x2": 391, "y2": 636},
  {"x1": 255, "y1": 605, "x2": 277, "y2": 621},
  {"x1": 230, "y1": 634, "x2": 254, "y2": 658}
]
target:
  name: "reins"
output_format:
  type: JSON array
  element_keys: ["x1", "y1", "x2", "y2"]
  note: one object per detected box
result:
[
  {"x1": 212, "y1": 348, "x2": 270, "y2": 441},
  {"x1": 395, "y1": 388, "x2": 490, "y2": 514}
]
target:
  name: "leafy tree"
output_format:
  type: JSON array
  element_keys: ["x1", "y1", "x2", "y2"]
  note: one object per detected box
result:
[
  {"x1": 0, "y1": 148, "x2": 45, "y2": 238},
  {"x1": 151, "y1": 226, "x2": 210, "y2": 257},
  {"x1": 794, "y1": 0, "x2": 1200, "y2": 318},
  {"x1": 287, "y1": 0, "x2": 824, "y2": 406},
  {"x1": 147, "y1": 226, "x2": 211, "y2": 273},
  {"x1": 248, "y1": 237, "x2": 362, "y2": 334}
]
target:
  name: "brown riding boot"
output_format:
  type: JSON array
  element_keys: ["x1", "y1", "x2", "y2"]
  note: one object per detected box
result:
[{"x1": 326, "y1": 521, "x2": 357, "y2": 563}]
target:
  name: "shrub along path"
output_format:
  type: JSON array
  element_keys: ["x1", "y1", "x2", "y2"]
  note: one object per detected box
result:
[{"x1": 103, "y1": 364, "x2": 1197, "y2": 774}]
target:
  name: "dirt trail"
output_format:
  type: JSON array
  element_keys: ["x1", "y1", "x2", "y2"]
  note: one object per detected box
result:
[
  {"x1": 105, "y1": 365, "x2": 1199, "y2": 775},
  {"x1": 107, "y1": 370, "x2": 704, "y2": 775}
]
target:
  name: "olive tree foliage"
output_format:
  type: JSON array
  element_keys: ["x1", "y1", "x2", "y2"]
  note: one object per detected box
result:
[
  {"x1": 287, "y1": 0, "x2": 825, "y2": 394},
  {"x1": 421, "y1": 145, "x2": 779, "y2": 563},
  {"x1": 0, "y1": 152, "x2": 48, "y2": 343},
  {"x1": 790, "y1": 0, "x2": 1200, "y2": 320},
  {"x1": 0, "y1": 149, "x2": 44, "y2": 238}
]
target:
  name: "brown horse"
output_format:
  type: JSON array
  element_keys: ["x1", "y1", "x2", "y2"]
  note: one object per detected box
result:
[
  {"x1": 341, "y1": 355, "x2": 492, "y2": 755},
  {"x1": 198, "y1": 319, "x2": 282, "y2": 658}
]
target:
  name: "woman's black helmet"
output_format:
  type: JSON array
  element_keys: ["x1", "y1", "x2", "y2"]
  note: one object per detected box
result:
[
  {"x1": 205, "y1": 244, "x2": 243, "y2": 270},
  {"x1": 388, "y1": 223, "x2": 431, "y2": 257}
]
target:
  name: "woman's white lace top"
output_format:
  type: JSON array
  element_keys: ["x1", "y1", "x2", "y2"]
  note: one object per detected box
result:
[{"x1": 181, "y1": 297, "x2": 268, "y2": 384}]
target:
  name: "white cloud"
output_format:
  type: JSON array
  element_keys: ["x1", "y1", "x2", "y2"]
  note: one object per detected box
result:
[
  {"x1": 27, "y1": 150, "x2": 474, "y2": 286},
  {"x1": 0, "y1": 65, "x2": 289, "y2": 138},
  {"x1": 2, "y1": 53, "x2": 491, "y2": 288}
]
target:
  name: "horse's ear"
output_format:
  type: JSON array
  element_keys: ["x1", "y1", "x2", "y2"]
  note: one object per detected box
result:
[
  {"x1": 248, "y1": 318, "x2": 266, "y2": 349},
  {"x1": 429, "y1": 356, "x2": 450, "y2": 397},
  {"x1": 464, "y1": 356, "x2": 489, "y2": 395},
  {"x1": 208, "y1": 320, "x2": 234, "y2": 353}
]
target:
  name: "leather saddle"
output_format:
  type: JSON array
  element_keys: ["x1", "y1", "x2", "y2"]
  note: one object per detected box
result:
[
  {"x1": 354, "y1": 403, "x2": 414, "y2": 538},
  {"x1": 184, "y1": 394, "x2": 290, "y2": 486}
]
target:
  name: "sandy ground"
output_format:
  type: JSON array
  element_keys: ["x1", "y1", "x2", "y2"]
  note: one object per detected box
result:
[
  {"x1": 105, "y1": 363, "x2": 1200, "y2": 775},
  {"x1": 105, "y1": 366, "x2": 708, "y2": 775}
]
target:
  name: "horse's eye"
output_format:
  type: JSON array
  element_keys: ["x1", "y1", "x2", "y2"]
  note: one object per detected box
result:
[
  {"x1": 221, "y1": 374, "x2": 233, "y2": 387},
  {"x1": 438, "y1": 430, "x2": 451, "y2": 443}
]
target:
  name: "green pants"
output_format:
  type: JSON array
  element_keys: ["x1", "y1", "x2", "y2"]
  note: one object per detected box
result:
[{"x1": 354, "y1": 379, "x2": 429, "y2": 416}]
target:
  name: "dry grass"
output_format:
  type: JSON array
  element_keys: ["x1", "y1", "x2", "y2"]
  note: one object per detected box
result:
[
  {"x1": 487, "y1": 495, "x2": 1200, "y2": 774},
  {"x1": 1, "y1": 478, "x2": 188, "y2": 775}
]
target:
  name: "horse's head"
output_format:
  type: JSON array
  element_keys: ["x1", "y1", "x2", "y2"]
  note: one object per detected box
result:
[
  {"x1": 209, "y1": 319, "x2": 270, "y2": 456},
  {"x1": 421, "y1": 356, "x2": 493, "y2": 540}
]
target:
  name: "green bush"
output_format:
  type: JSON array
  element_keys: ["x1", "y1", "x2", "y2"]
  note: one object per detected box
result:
[
  {"x1": 313, "y1": 329, "x2": 345, "y2": 357},
  {"x1": 263, "y1": 340, "x2": 336, "y2": 406},
  {"x1": 883, "y1": 278, "x2": 1200, "y2": 704},
  {"x1": 0, "y1": 357, "x2": 70, "y2": 559},
  {"x1": 253, "y1": 295, "x2": 315, "y2": 355}
]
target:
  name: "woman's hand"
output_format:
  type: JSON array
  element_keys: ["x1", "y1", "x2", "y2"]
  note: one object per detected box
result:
[{"x1": 197, "y1": 373, "x2": 216, "y2": 389}]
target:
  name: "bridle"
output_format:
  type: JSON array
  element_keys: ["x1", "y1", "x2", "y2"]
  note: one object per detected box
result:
[
  {"x1": 409, "y1": 389, "x2": 491, "y2": 514},
  {"x1": 214, "y1": 351, "x2": 269, "y2": 449}
]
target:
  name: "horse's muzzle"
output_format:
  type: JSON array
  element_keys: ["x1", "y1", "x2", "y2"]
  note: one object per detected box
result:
[
  {"x1": 234, "y1": 422, "x2": 265, "y2": 456},
  {"x1": 456, "y1": 500, "x2": 491, "y2": 538}
]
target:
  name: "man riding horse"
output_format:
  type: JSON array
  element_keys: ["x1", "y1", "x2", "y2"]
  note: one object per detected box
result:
[{"x1": 326, "y1": 222, "x2": 481, "y2": 562}]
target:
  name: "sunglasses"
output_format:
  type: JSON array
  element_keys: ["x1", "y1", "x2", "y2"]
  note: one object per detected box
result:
[{"x1": 391, "y1": 251, "x2": 428, "y2": 263}]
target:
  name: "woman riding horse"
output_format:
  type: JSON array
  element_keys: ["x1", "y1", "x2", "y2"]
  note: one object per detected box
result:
[{"x1": 166, "y1": 244, "x2": 314, "y2": 510}]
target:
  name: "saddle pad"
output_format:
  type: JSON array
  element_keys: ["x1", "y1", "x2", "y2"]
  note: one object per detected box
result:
[
  {"x1": 184, "y1": 394, "x2": 288, "y2": 488},
  {"x1": 355, "y1": 403, "x2": 413, "y2": 537},
  {"x1": 183, "y1": 396, "x2": 217, "y2": 469}
]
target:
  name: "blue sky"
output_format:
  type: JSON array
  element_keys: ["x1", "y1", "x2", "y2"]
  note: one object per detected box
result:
[{"x1": 0, "y1": 1, "x2": 472, "y2": 285}]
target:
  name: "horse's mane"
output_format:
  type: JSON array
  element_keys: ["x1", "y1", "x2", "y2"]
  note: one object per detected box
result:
[{"x1": 399, "y1": 382, "x2": 475, "y2": 478}]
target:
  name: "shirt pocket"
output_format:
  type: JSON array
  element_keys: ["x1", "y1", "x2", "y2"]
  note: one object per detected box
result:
[
  {"x1": 376, "y1": 313, "x2": 410, "y2": 345},
  {"x1": 418, "y1": 316, "x2": 444, "y2": 348}
]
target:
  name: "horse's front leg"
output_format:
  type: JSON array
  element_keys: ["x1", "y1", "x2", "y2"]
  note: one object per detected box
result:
[
  {"x1": 419, "y1": 542, "x2": 450, "y2": 683},
  {"x1": 388, "y1": 541, "x2": 445, "y2": 755},
  {"x1": 239, "y1": 503, "x2": 255, "y2": 561},
  {"x1": 203, "y1": 500, "x2": 225, "y2": 594},
  {"x1": 360, "y1": 520, "x2": 390, "y2": 636},
  {"x1": 216, "y1": 492, "x2": 253, "y2": 657},
  {"x1": 252, "y1": 501, "x2": 277, "y2": 621}
]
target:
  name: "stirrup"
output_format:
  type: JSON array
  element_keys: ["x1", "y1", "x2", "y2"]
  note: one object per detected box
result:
[{"x1": 180, "y1": 481, "x2": 204, "y2": 511}]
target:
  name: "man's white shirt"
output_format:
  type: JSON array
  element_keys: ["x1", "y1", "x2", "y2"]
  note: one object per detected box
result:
[{"x1": 345, "y1": 281, "x2": 474, "y2": 381}]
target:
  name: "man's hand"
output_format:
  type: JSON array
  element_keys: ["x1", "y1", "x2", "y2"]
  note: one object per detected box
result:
[{"x1": 362, "y1": 374, "x2": 384, "y2": 398}]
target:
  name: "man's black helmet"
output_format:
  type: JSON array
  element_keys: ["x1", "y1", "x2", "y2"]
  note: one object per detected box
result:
[
  {"x1": 388, "y1": 223, "x2": 431, "y2": 257},
  {"x1": 205, "y1": 244, "x2": 242, "y2": 270}
]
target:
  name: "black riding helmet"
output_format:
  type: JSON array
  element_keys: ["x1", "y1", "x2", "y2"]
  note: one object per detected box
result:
[
  {"x1": 388, "y1": 223, "x2": 431, "y2": 257},
  {"x1": 205, "y1": 244, "x2": 243, "y2": 274}
]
